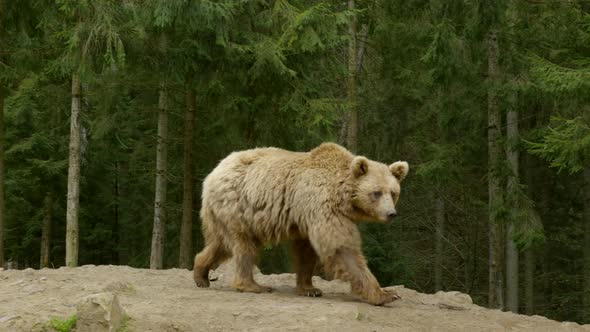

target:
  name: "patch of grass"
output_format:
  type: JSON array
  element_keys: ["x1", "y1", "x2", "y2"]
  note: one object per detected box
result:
[
  {"x1": 49, "y1": 315, "x2": 77, "y2": 332},
  {"x1": 117, "y1": 315, "x2": 131, "y2": 332}
]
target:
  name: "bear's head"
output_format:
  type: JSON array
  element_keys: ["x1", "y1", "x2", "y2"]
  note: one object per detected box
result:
[{"x1": 349, "y1": 156, "x2": 409, "y2": 223}]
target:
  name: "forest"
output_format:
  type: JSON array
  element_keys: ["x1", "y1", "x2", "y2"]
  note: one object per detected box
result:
[{"x1": 1, "y1": 0, "x2": 589, "y2": 324}]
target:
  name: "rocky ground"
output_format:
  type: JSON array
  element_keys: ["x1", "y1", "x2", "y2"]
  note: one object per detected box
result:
[{"x1": 1, "y1": 263, "x2": 588, "y2": 331}]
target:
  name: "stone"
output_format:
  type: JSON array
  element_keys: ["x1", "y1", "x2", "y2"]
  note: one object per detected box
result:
[
  {"x1": 22, "y1": 285, "x2": 44, "y2": 294},
  {"x1": 75, "y1": 292, "x2": 125, "y2": 332}
]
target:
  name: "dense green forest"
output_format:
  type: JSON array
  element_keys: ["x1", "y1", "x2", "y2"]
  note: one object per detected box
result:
[{"x1": 1, "y1": 0, "x2": 590, "y2": 324}]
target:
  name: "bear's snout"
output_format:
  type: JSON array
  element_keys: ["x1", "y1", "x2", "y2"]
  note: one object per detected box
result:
[{"x1": 386, "y1": 210, "x2": 397, "y2": 222}]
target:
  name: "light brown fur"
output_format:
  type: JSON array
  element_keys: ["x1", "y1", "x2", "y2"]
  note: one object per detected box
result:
[{"x1": 193, "y1": 143, "x2": 409, "y2": 305}]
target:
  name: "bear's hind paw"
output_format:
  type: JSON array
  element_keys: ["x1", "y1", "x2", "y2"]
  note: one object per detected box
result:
[{"x1": 235, "y1": 283, "x2": 273, "y2": 293}]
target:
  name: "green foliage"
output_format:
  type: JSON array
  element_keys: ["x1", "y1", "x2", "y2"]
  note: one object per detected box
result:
[
  {"x1": 529, "y1": 55, "x2": 590, "y2": 96},
  {"x1": 527, "y1": 117, "x2": 590, "y2": 174},
  {"x1": 117, "y1": 315, "x2": 131, "y2": 332},
  {"x1": 49, "y1": 315, "x2": 77, "y2": 332},
  {"x1": 505, "y1": 184, "x2": 545, "y2": 249}
]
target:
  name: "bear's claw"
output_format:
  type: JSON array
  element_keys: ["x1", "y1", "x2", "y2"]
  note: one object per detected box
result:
[
  {"x1": 368, "y1": 289, "x2": 401, "y2": 306},
  {"x1": 194, "y1": 278, "x2": 210, "y2": 288},
  {"x1": 297, "y1": 287, "x2": 323, "y2": 297}
]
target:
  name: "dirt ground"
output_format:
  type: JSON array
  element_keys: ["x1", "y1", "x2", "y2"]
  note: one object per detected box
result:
[{"x1": 1, "y1": 263, "x2": 588, "y2": 331}]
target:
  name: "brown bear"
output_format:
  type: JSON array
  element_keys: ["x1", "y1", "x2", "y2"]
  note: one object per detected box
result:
[{"x1": 193, "y1": 142, "x2": 409, "y2": 305}]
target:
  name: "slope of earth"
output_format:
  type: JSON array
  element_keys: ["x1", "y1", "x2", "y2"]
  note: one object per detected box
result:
[{"x1": 0, "y1": 263, "x2": 588, "y2": 331}]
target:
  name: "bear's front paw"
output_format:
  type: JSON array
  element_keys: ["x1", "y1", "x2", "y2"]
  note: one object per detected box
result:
[
  {"x1": 367, "y1": 288, "x2": 401, "y2": 306},
  {"x1": 384, "y1": 288, "x2": 401, "y2": 301},
  {"x1": 194, "y1": 277, "x2": 210, "y2": 288},
  {"x1": 296, "y1": 287, "x2": 323, "y2": 297}
]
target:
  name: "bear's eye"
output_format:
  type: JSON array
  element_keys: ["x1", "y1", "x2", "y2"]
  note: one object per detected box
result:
[
  {"x1": 391, "y1": 191, "x2": 397, "y2": 199},
  {"x1": 372, "y1": 191, "x2": 383, "y2": 198}
]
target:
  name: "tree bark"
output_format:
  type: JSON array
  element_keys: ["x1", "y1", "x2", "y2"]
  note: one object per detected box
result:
[
  {"x1": 340, "y1": 23, "x2": 368, "y2": 147},
  {"x1": 434, "y1": 196, "x2": 445, "y2": 292},
  {"x1": 523, "y1": 153, "x2": 536, "y2": 315},
  {"x1": 506, "y1": 104, "x2": 519, "y2": 313},
  {"x1": 346, "y1": 0, "x2": 358, "y2": 153},
  {"x1": 583, "y1": 168, "x2": 590, "y2": 321},
  {"x1": 179, "y1": 87, "x2": 196, "y2": 269},
  {"x1": 487, "y1": 30, "x2": 504, "y2": 310},
  {"x1": 0, "y1": 86, "x2": 5, "y2": 268},
  {"x1": 40, "y1": 192, "x2": 53, "y2": 268},
  {"x1": 150, "y1": 87, "x2": 168, "y2": 269},
  {"x1": 524, "y1": 248, "x2": 534, "y2": 314},
  {"x1": 112, "y1": 163, "x2": 120, "y2": 265},
  {"x1": 66, "y1": 72, "x2": 82, "y2": 267},
  {"x1": 0, "y1": 0, "x2": 5, "y2": 270}
]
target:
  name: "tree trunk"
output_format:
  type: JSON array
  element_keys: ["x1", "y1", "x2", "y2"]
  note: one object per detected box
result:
[
  {"x1": 524, "y1": 248, "x2": 534, "y2": 314},
  {"x1": 346, "y1": 0, "x2": 358, "y2": 153},
  {"x1": 583, "y1": 168, "x2": 590, "y2": 321},
  {"x1": 150, "y1": 87, "x2": 168, "y2": 269},
  {"x1": 340, "y1": 23, "x2": 368, "y2": 147},
  {"x1": 506, "y1": 105, "x2": 519, "y2": 313},
  {"x1": 0, "y1": 86, "x2": 4, "y2": 268},
  {"x1": 434, "y1": 196, "x2": 445, "y2": 292},
  {"x1": 112, "y1": 163, "x2": 120, "y2": 265},
  {"x1": 523, "y1": 153, "x2": 536, "y2": 315},
  {"x1": 40, "y1": 192, "x2": 53, "y2": 268},
  {"x1": 66, "y1": 72, "x2": 82, "y2": 267},
  {"x1": 487, "y1": 30, "x2": 504, "y2": 310},
  {"x1": 179, "y1": 87, "x2": 196, "y2": 269}
]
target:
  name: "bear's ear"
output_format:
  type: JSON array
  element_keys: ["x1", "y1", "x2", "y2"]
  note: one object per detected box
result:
[
  {"x1": 389, "y1": 161, "x2": 409, "y2": 182},
  {"x1": 351, "y1": 156, "x2": 369, "y2": 178}
]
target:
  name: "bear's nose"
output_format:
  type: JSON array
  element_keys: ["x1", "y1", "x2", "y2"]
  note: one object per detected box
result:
[{"x1": 387, "y1": 211, "x2": 397, "y2": 221}]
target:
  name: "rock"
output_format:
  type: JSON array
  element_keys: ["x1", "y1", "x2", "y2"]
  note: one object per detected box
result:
[
  {"x1": 0, "y1": 314, "x2": 20, "y2": 323},
  {"x1": 444, "y1": 291, "x2": 473, "y2": 305},
  {"x1": 22, "y1": 285, "x2": 44, "y2": 294},
  {"x1": 75, "y1": 292, "x2": 125, "y2": 332},
  {"x1": 103, "y1": 281, "x2": 133, "y2": 293},
  {"x1": 434, "y1": 291, "x2": 473, "y2": 306},
  {"x1": 9, "y1": 279, "x2": 25, "y2": 286}
]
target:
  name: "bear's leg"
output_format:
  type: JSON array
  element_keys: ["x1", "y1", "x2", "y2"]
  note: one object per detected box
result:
[
  {"x1": 232, "y1": 238, "x2": 273, "y2": 293},
  {"x1": 292, "y1": 239, "x2": 322, "y2": 297},
  {"x1": 193, "y1": 241, "x2": 230, "y2": 288},
  {"x1": 327, "y1": 247, "x2": 400, "y2": 306}
]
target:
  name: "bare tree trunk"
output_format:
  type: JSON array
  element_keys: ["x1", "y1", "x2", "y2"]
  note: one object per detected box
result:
[
  {"x1": 66, "y1": 72, "x2": 82, "y2": 267},
  {"x1": 506, "y1": 105, "x2": 519, "y2": 313},
  {"x1": 179, "y1": 87, "x2": 196, "y2": 269},
  {"x1": 112, "y1": 163, "x2": 120, "y2": 265},
  {"x1": 434, "y1": 196, "x2": 445, "y2": 292},
  {"x1": 346, "y1": 0, "x2": 358, "y2": 153},
  {"x1": 150, "y1": 87, "x2": 168, "y2": 269},
  {"x1": 0, "y1": 86, "x2": 4, "y2": 268},
  {"x1": 355, "y1": 24, "x2": 369, "y2": 76},
  {"x1": 40, "y1": 192, "x2": 53, "y2": 268},
  {"x1": 0, "y1": 0, "x2": 5, "y2": 270},
  {"x1": 583, "y1": 168, "x2": 590, "y2": 321},
  {"x1": 524, "y1": 248, "x2": 534, "y2": 314},
  {"x1": 487, "y1": 30, "x2": 504, "y2": 310},
  {"x1": 523, "y1": 154, "x2": 536, "y2": 315}
]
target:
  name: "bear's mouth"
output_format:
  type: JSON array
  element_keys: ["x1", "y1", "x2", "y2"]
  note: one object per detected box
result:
[{"x1": 352, "y1": 206, "x2": 386, "y2": 223}]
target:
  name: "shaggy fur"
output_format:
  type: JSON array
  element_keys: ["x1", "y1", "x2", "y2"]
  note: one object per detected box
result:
[{"x1": 193, "y1": 143, "x2": 409, "y2": 305}]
